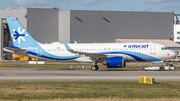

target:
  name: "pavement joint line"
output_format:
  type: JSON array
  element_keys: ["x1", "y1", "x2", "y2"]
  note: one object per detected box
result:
[{"x1": 0, "y1": 76, "x2": 180, "y2": 80}]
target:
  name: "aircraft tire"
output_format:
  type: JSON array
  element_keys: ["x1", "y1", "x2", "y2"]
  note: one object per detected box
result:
[
  {"x1": 95, "y1": 65, "x2": 99, "y2": 70},
  {"x1": 91, "y1": 65, "x2": 98, "y2": 71}
]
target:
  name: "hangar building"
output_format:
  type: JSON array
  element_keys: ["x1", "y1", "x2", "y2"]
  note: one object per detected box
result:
[{"x1": 0, "y1": 8, "x2": 176, "y2": 60}]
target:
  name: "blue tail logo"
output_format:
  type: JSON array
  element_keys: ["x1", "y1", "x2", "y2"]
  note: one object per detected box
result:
[
  {"x1": 12, "y1": 27, "x2": 27, "y2": 44},
  {"x1": 7, "y1": 17, "x2": 38, "y2": 47}
]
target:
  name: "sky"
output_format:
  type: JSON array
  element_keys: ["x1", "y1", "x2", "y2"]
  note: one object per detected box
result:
[{"x1": 0, "y1": 0, "x2": 180, "y2": 14}]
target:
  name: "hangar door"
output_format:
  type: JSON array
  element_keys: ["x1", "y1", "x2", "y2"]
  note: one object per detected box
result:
[{"x1": 1, "y1": 19, "x2": 13, "y2": 60}]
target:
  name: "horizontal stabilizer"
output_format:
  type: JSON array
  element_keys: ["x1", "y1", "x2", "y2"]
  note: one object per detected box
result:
[{"x1": 4, "y1": 46, "x2": 27, "y2": 51}]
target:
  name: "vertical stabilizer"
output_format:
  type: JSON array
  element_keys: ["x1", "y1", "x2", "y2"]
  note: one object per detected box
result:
[{"x1": 6, "y1": 17, "x2": 38, "y2": 47}]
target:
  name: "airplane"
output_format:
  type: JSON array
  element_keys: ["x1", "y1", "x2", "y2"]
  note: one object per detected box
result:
[{"x1": 3, "y1": 17, "x2": 176, "y2": 71}]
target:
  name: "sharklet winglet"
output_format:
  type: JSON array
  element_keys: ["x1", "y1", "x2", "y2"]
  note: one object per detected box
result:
[{"x1": 62, "y1": 40, "x2": 72, "y2": 51}]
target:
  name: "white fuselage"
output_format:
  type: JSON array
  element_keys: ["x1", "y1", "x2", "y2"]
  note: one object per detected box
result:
[
  {"x1": 27, "y1": 42, "x2": 175, "y2": 63},
  {"x1": 5, "y1": 17, "x2": 176, "y2": 64}
]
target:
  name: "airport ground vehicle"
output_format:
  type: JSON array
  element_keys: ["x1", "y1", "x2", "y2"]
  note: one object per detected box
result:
[
  {"x1": 142, "y1": 63, "x2": 175, "y2": 71},
  {"x1": 12, "y1": 54, "x2": 38, "y2": 61}
]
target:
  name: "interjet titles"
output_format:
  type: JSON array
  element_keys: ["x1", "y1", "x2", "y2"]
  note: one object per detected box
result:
[{"x1": 127, "y1": 44, "x2": 149, "y2": 48}]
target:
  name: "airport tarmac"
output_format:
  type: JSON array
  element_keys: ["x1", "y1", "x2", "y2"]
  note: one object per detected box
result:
[{"x1": 0, "y1": 67, "x2": 180, "y2": 81}]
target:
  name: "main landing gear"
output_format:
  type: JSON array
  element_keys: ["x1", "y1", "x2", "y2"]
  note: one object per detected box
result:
[
  {"x1": 91, "y1": 65, "x2": 99, "y2": 71},
  {"x1": 91, "y1": 59, "x2": 99, "y2": 71}
]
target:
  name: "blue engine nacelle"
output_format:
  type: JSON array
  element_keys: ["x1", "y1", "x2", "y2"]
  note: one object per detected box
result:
[{"x1": 102, "y1": 56, "x2": 125, "y2": 68}]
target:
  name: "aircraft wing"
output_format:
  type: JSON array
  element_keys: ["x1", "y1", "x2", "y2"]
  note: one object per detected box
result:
[{"x1": 62, "y1": 40, "x2": 107, "y2": 59}]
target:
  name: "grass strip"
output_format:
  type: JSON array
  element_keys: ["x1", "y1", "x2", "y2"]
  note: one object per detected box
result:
[
  {"x1": 1, "y1": 63, "x2": 180, "y2": 70},
  {"x1": 0, "y1": 81, "x2": 180, "y2": 100}
]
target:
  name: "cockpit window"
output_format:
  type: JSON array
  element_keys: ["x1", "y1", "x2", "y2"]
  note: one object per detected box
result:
[{"x1": 161, "y1": 47, "x2": 169, "y2": 50}]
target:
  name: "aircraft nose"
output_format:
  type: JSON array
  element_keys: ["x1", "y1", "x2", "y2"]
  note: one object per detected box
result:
[
  {"x1": 170, "y1": 50, "x2": 176, "y2": 58},
  {"x1": 167, "y1": 50, "x2": 176, "y2": 59}
]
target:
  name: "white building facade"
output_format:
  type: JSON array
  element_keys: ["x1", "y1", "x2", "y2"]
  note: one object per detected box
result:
[{"x1": 174, "y1": 24, "x2": 180, "y2": 43}]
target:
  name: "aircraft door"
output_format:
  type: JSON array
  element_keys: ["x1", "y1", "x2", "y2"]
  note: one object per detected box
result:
[
  {"x1": 108, "y1": 47, "x2": 111, "y2": 53},
  {"x1": 104, "y1": 47, "x2": 111, "y2": 53},
  {"x1": 150, "y1": 44, "x2": 156, "y2": 54},
  {"x1": 104, "y1": 48, "x2": 107, "y2": 52}
]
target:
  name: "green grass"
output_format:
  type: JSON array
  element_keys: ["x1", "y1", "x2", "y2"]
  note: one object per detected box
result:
[
  {"x1": 1, "y1": 63, "x2": 180, "y2": 70},
  {"x1": 0, "y1": 64, "x2": 145, "y2": 70},
  {"x1": 0, "y1": 81, "x2": 180, "y2": 100},
  {"x1": 0, "y1": 63, "x2": 180, "y2": 100}
]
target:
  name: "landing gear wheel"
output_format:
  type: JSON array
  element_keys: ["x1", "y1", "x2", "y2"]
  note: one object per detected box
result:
[
  {"x1": 95, "y1": 65, "x2": 99, "y2": 70},
  {"x1": 91, "y1": 66, "x2": 96, "y2": 71},
  {"x1": 91, "y1": 65, "x2": 98, "y2": 71}
]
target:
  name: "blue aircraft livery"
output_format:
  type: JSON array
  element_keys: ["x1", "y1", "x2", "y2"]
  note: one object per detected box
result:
[
  {"x1": 127, "y1": 44, "x2": 149, "y2": 48},
  {"x1": 3, "y1": 17, "x2": 176, "y2": 71},
  {"x1": 12, "y1": 27, "x2": 28, "y2": 44}
]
